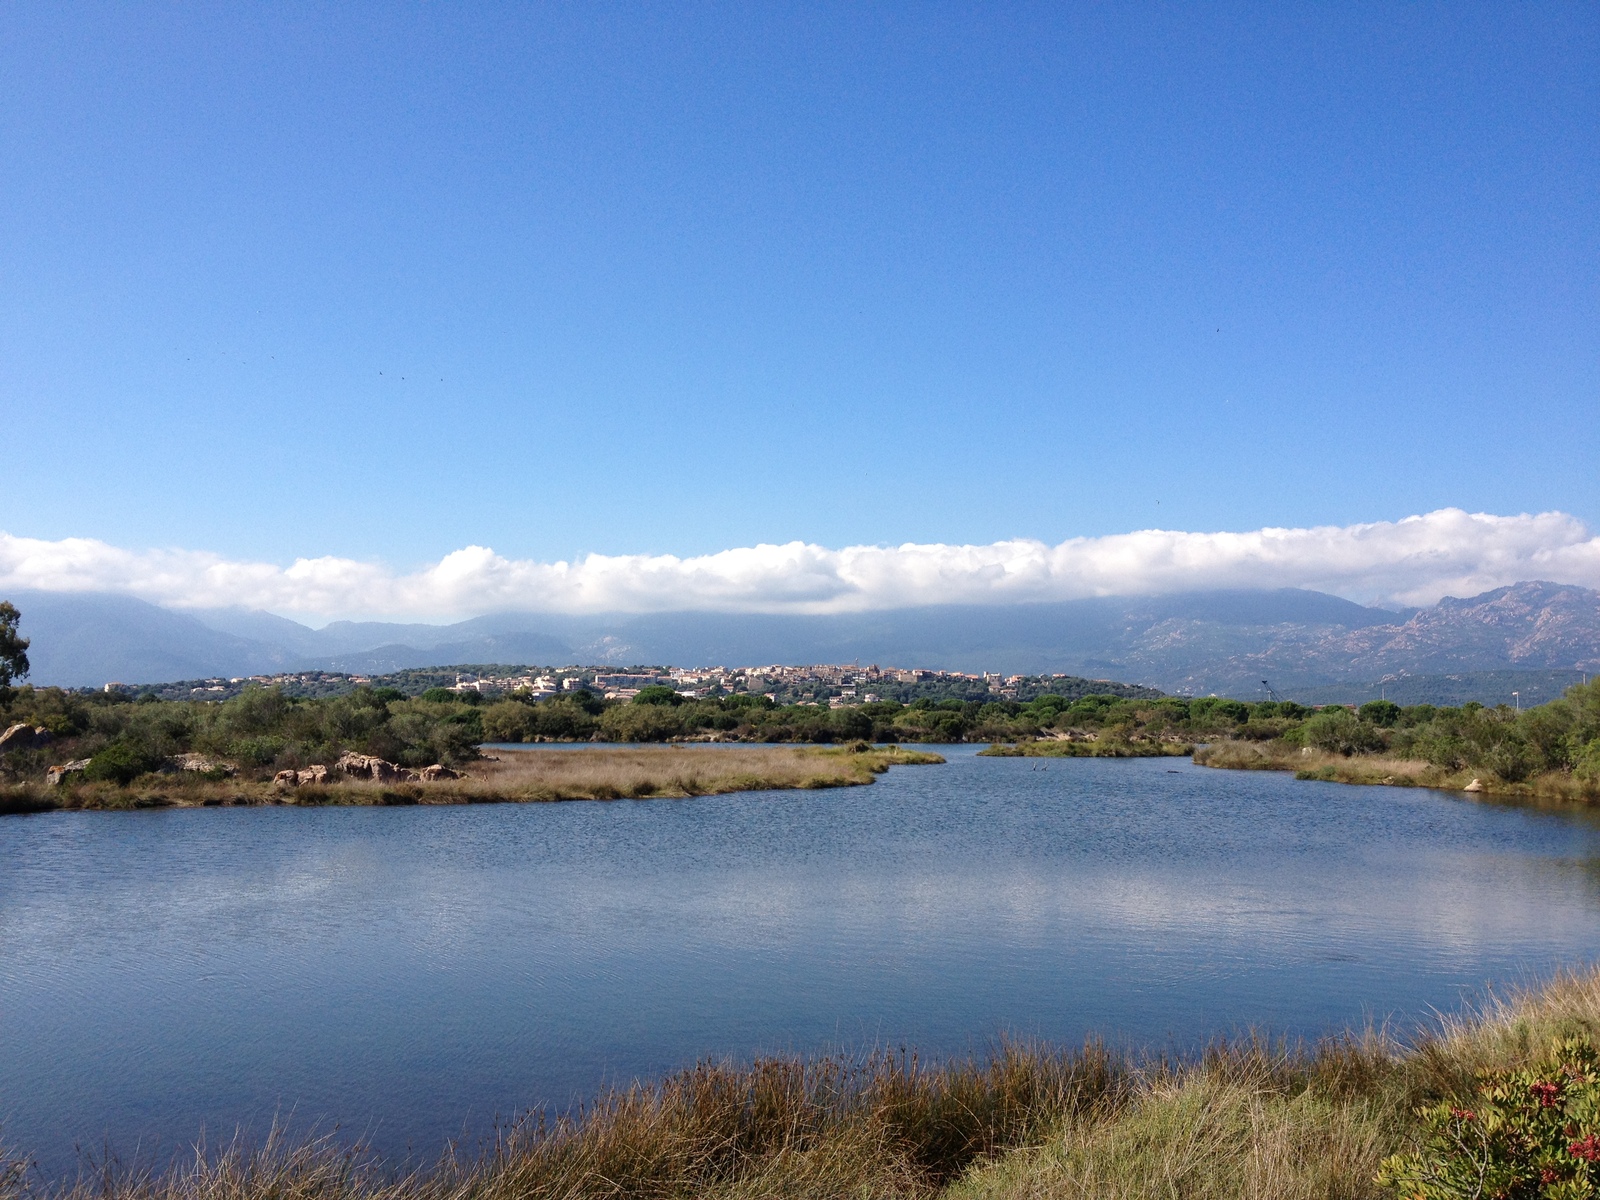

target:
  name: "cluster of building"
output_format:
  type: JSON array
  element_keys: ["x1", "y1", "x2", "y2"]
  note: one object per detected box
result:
[
  {"x1": 107, "y1": 665, "x2": 1073, "y2": 706},
  {"x1": 437, "y1": 664, "x2": 1035, "y2": 705}
]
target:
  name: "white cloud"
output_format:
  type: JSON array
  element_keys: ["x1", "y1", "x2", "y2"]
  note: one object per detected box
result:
[{"x1": 2, "y1": 509, "x2": 1599, "y2": 622}]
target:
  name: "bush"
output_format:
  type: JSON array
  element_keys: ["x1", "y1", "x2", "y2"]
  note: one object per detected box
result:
[
  {"x1": 1305, "y1": 708, "x2": 1386, "y2": 756},
  {"x1": 482, "y1": 699, "x2": 535, "y2": 743},
  {"x1": 1359, "y1": 700, "x2": 1402, "y2": 728},
  {"x1": 1378, "y1": 1035, "x2": 1600, "y2": 1199},
  {"x1": 600, "y1": 703, "x2": 685, "y2": 742},
  {"x1": 82, "y1": 738, "x2": 165, "y2": 785}
]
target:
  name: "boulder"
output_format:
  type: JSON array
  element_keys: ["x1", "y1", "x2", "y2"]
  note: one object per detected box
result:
[
  {"x1": 169, "y1": 753, "x2": 236, "y2": 777},
  {"x1": 0, "y1": 724, "x2": 53, "y2": 755},
  {"x1": 1463, "y1": 777, "x2": 1484, "y2": 793},
  {"x1": 46, "y1": 759, "x2": 91, "y2": 786},
  {"x1": 273, "y1": 769, "x2": 299, "y2": 787},
  {"x1": 334, "y1": 752, "x2": 404, "y2": 781},
  {"x1": 419, "y1": 764, "x2": 460, "y2": 781},
  {"x1": 297, "y1": 764, "x2": 329, "y2": 786}
]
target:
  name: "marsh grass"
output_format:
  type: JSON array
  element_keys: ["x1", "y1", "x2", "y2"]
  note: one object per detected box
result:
[
  {"x1": 1, "y1": 746, "x2": 944, "y2": 813},
  {"x1": 1195, "y1": 740, "x2": 1600, "y2": 803},
  {"x1": 13, "y1": 971, "x2": 1600, "y2": 1200},
  {"x1": 979, "y1": 742, "x2": 1194, "y2": 759}
]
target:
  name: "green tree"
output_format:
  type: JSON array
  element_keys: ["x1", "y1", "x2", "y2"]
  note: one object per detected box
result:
[
  {"x1": 0, "y1": 601, "x2": 29, "y2": 689},
  {"x1": 633, "y1": 685, "x2": 684, "y2": 707},
  {"x1": 1358, "y1": 699, "x2": 1401, "y2": 727},
  {"x1": 482, "y1": 699, "x2": 535, "y2": 743}
]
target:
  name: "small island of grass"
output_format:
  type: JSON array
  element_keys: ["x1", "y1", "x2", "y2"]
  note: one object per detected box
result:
[
  {"x1": 979, "y1": 737, "x2": 1194, "y2": 758},
  {"x1": 0, "y1": 743, "x2": 942, "y2": 814}
]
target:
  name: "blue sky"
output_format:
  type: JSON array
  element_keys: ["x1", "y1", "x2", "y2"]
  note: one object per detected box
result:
[{"x1": 2, "y1": 2, "x2": 1596, "y2": 579}]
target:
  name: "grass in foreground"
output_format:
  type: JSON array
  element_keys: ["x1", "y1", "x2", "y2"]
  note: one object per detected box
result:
[
  {"x1": 0, "y1": 745, "x2": 944, "y2": 814},
  {"x1": 10, "y1": 969, "x2": 1600, "y2": 1200}
]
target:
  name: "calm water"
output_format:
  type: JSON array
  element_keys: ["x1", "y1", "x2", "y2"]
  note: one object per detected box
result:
[{"x1": 5, "y1": 748, "x2": 1600, "y2": 1175}]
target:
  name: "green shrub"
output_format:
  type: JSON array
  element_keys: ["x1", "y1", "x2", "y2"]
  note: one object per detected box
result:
[
  {"x1": 600, "y1": 703, "x2": 685, "y2": 742},
  {"x1": 633, "y1": 685, "x2": 684, "y2": 707},
  {"x1": 1360, "y1": 699, "x2": 1402, "y2": 728},
  {"x1": 1378, "y1": 1036, "x2": 1600, "y2": 1199},
  {"x1": 82, "y1": 738, "x2": 165, "y2": 785},
  {"x1": 1305, "y1": 707, "x2": 1386, "y2": 756},
  {"x1": 481, "y1": 699, "x2": 535, "y2": 743},
  {"x1": 1575, "y1": 741, "x2": 1600, "y2": 785}
]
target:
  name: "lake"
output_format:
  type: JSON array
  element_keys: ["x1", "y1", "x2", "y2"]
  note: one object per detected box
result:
[{"x1": 4, "y1": 747, "x2": 1600, "y2": 1176}]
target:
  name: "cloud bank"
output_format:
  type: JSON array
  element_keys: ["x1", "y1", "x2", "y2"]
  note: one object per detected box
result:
[{"x1": 3, "y1": 509, "x2": 1600, "y2": 623}]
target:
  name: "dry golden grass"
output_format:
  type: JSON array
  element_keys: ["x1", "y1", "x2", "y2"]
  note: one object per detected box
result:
[
  {"x1": 947, "y1": 968, "x2": 1600, "y2": 1200},
  {"x1": 0, "y1": 746, "x2": 943, "y2": 813},
  {"x1": 1194, "y1": 740, "x2": 1600, "y2": 804},
  {"x1": 13, "y1": 970, "x2": 1600, "y2": 1200},
  {"x1": 414, "y1": 745, "x2": 945, "y2": 804},
  {"x1": 979, "y1": 741, "x2": 1193, "y2": 759}
]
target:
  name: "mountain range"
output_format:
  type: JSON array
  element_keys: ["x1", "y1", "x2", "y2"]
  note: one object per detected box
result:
[{"x1": 6, "y1": 581, "x2": 1599, "y2": 703}]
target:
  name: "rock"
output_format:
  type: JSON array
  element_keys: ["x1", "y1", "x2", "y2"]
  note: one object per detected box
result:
[
  {"x1": 419, "y1": 764, "x2": 460, "y2": 781},
  {"x1": 335, "y1": 752, "x2": 403, "y2": 781},
  {"x1": 170, "y1": 753, "x2": 236, "y2": 777},
  {"x1": 0, "y1": 724, "x2": 53, "y2": 754},
  {"x1": 274, "y1": 769, "x2": 299, "y2": 787},
  {"x1": 297, "y1": 765, "x2": 329, "y2": 786},
  {"x1": 1463, "y1": 777, "x2": 1484, "y2": 793},
  {"x1": 46, "y1": 759, "x2": 91, "y2": 786}
]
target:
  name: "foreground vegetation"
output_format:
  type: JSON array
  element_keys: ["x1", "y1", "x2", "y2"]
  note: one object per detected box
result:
[{"x1": 8, "y1": 968, "x2": 1599, "y2": 1199}]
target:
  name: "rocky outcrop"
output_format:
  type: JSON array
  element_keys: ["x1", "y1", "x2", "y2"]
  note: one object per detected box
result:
[
  {"x1": 164, "y1": 753, "x2": 236, "y2": 777},
  {"x1": 46, "y1": 759, "x2": 91, "y2": 786},
  {"x1": 273, "y1": 759, "x2": 454, "y2": 786},
  {"x1": 0, "y1": 724, "x2": 53, "y2": 754},
  {"x1": 274, "y1": 764, "x2": 332, "y2": 787},
  {"x1": 335, "y1": 752, "x2": 408, "y2": 782}
]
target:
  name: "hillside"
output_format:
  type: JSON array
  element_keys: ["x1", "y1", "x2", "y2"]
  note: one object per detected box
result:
[{"x1": 4, "y1": 582, "x2": 1598, "y2": 702}]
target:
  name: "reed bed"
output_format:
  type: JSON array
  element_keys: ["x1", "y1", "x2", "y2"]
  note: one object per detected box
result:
[{"x1": 10, "y1": 969, "x2": 1600, "y2": 1200}]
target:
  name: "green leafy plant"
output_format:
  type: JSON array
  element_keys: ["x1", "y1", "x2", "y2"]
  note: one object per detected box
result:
[
  {"x1": 1378, "y1": 1036, "x2": 1600, "y2": 1199},
  {"x1": 82, "y1": 738, "x2": 166, "y2": 785}
]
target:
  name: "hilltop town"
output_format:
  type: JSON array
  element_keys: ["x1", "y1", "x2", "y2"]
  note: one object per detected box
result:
[{"x1": 103, "y1": 663, "x2": 1163, "y2": 706}]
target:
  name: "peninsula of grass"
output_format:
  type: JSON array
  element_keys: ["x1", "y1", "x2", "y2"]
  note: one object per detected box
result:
[
  {"x1": 979, "y1": 738, "x2": 1194, "y2": 759},
  {"x1": 11, "y1": 967, "x2": 1600, "y2": 1199},
  {"x1": 1195, "y1": 739, "x2": 1600, "y2": 804},
  {"x1": 0, "y1": 744, "x2": 943, "y2": 814}
]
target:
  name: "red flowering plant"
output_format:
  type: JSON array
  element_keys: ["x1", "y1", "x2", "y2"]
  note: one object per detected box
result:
[{"x1": 1379, "y1": 1036, "x2": 1600, "y2": 1199}]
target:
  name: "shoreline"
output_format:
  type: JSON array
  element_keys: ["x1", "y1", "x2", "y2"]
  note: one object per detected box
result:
[
  {"x1": 979, "y1": 739, "x2": 1194, "y2": 758},
  {"x1": 1195, "y1": 739, "x2": 1600, "y2": 805},
  {"x1": 0, "y1": 745, "x2": 944, "y2": 815}
]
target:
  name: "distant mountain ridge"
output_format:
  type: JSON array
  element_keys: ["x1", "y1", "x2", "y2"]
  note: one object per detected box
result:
[{"x1": 5, "y1": 581, "x2": 1599, "y2": 702}]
